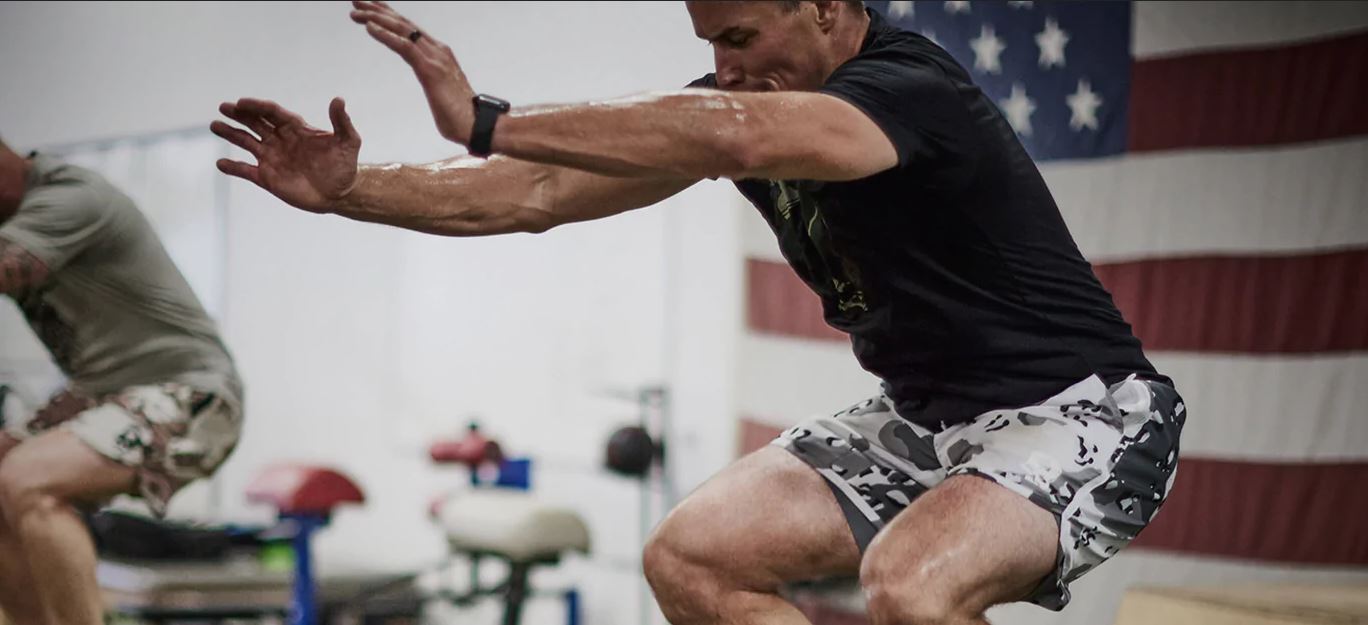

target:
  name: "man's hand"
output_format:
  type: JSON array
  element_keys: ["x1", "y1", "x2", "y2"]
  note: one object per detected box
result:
[
  {"x1": 211, "y1": 97, "x2": 362, "y2": 213},
  {"x1": 350, "y1": 0, "x2": 477, "y2": 145}
]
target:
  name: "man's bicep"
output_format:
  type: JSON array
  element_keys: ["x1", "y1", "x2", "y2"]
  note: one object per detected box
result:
[
  {"x1": 0, "y1": 237, "x2": 51, "y2": 295},
  {"x1": 733, "y1": 91, "x2": 900, "y2": 182},
  {"x1": 807, "y1": 92, "x2": 902, "y2": 177}
]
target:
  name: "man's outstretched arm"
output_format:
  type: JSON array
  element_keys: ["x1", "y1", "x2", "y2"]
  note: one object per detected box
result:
[
  {"x1": 349, "y1": 1, "x2": 899, "y2": 183},
  {"x1": 212, "y1": 97, "x2": 697, "y2": 237}
]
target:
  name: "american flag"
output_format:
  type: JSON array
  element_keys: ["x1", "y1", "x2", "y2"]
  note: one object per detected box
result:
[
  {"x1": 882, "y1": 0, "x2": 1131, "y2": 161},
  {"x1": 738, "y1": 2, "x2": 1368, "y2": 624}
]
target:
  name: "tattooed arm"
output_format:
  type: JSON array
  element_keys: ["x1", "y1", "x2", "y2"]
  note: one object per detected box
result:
[{"x1": 0, "y1": 237, "x2": 51, "y2": 295}]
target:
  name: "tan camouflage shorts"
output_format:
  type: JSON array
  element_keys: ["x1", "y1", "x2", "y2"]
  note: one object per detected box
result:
[
  {"x1": 774, "y1": 374, "x2": 1185, "y2": 611},
  {"x1": 5, "y1": 383, "x2": 242, "y2": 517}
]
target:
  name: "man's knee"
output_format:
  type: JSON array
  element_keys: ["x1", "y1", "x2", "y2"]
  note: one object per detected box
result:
[
  {"x1": 644, "y1": 489, "x2": 793, "y2": 622},
  {"x1": 643, "y1": 514, "x2": 730, "y2": 622},
  {"x1": 0, "y1": 453, "x2": 67, "y2": 526},
  {"x1": 861, "y1": 552, "x2": 971, "y2": 625},
  {"x1": 642, "y1": 526, "x2": 688, "y2": 597}
]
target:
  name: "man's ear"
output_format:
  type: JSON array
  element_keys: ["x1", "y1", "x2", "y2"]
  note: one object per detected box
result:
[{"x1": 812, "y1": 1, "x2": 840, "y2": 34}]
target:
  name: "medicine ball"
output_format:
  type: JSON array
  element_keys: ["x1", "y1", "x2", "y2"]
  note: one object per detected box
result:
[{"x1": 605, "y1": 425, "x2": 660, "y2": 478}]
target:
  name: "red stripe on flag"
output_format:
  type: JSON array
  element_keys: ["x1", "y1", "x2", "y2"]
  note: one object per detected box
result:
[
  {"x1": 1129, "y1": 29, "x2": 1368, "y2": 152},
  {"x1": 738, "y1": 418, "x2": 1368, "y2": 566},
  {"x1": 747, "y1": 258, "x2": 845, "y2": 341},
  {"x1": 738, "y1": 418, "x2": 785, "y2": 456},
  {"x1": 747, "y1": 247, "x2": 1368, "y2": 353},
  {"x1": 1135, "y1": 458, "x2": 1368, "y2": 565},
  {"x1": 1097, "y1": 247, "x2": 1368, "y2": 353}
]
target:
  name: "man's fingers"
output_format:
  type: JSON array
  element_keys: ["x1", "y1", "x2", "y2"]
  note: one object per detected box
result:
[
  {"x1": 350, "y1": 2, "x2": 414, "y2": 34},
  {"x1": 215, "y1": 159, "x2": 262, "y2": 186},
  {"x1": 351, "y1": 4, "x2": 443, "y2": 56},
  {"x1": 328, "y1": 97, "x2": 359, "y2": 144},
  {"x1": 235, "y1": 98, "x2": 307, "y2": 129},
  {"x1": 354, "y1": 9, "x2": 419, "y2": 41},
  {"x1": 364, "y1": 21, "x2": 416, "y2": 57},
  {"x1": 353, "y1": 1, "x2": 396, "y2": 14},
  {"x1": 210, "y1": 121, "x2": 265, "y2": 157},
  {"x1": 219, "y1": 102, "x2": 275, "y2": 137}
]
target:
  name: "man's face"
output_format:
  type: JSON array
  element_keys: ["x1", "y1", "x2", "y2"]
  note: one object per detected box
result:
[
  {"x1": 0, "y1": 154, "x2": 24, "y2": 225},
  {"x1": 687, "y1": 1, "x2": 834, "y2": 92}
]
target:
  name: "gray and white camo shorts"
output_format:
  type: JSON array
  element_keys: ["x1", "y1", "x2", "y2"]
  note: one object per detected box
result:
[{"x1": 773, "y1": 374, "x2": 1185, "y2": 610}]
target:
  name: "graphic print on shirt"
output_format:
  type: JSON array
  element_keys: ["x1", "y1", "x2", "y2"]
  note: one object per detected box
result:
[{"x1": 767, "y1": 180, "x2": 869, "y2": 325}]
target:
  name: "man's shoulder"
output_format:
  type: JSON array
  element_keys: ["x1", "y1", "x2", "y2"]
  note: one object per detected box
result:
[
  {"x1": 850, "y1": 19, "x2": 971, "y2": 85},
  {"x1": 6, "y1": 157, "x2": 139, "y2": 254},
  {"x1": 23, "y1": 157, "x2": 119, "y2": 214}
]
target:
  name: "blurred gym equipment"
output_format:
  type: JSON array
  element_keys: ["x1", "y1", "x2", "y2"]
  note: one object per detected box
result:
[
  {"x1": 426, "y1": 421, "x2": 590, "y2": 625},
  {"x1": 97, "y1": 464, "x2": 417, "y2": 625}
]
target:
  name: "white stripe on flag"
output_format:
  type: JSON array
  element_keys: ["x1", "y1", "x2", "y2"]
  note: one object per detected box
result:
[
  {"x1": 1134, "y1": 1, "x2": 1368, "y2": 57},
  {"x1": 1149, "y1": 352, "x2": 1368, "y2": 461},
  {"x1": 738, "y1": 334, "x2": 876, "y2": 420},
  {"x1": 1046, "y1": 137, "x2": 1368, "y2": 262},
  {"x1": 741, "y1": 334, "x2": 1368, "y2": 462}
]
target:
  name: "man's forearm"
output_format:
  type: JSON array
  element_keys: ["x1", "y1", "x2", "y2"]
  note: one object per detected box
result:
[
  {"x1": 331, "y1": 155, "x2": 697, "y2": 237},
  {"x1": 491, "y1": 91, "x2": 765, "y2": 181},
  {"x1": 333, "y1": 156, "x2": 557, "y2": 236}
]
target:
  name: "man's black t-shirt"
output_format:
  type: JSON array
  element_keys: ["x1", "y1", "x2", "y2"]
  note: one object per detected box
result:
[{"x1": 690, "y1": 10, "x2": 1167, "y2": 427}]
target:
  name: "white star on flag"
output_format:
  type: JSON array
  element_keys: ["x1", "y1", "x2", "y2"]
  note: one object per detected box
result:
[
  {"x1": 944, "y1": 1, "x2": 971, "y2": 14},
  {"x1": 1035, "y1": 17, "x2": 1070, "y2": 69},
  {"x1": 922, "y1": 29, "x2": 941, "y2": 47},
  {"x1": 1066, "y1": 79, "x2": 1103, "y2": 130},
  {"x1": 970, "y1": 24, "x2": 1006, "y2": 74},
  {"x1": 1008, "y1": 0, "x2": 1034, "y2": 7},
  {"x1": 888, "y1": 1, "x2": 914, "y2": 19},
  {"x1": 999, "y1": 83, "x2": 1037, "y2": 136}
]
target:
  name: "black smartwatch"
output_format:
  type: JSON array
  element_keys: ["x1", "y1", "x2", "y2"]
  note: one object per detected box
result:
[{"x1": 469, "y1": 93, "x2": 511, "y2": 158}]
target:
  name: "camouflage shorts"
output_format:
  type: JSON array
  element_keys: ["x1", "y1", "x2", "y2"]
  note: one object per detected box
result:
[
  {"x1": 5, "y1": 383, "x2": 242, "y2": 517},
  {"x1": 774, "y1": 374, "x2": 1185, "y2": 611}
]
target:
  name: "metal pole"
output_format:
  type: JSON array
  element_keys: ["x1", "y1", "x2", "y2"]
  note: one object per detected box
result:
[
  {"x1": 639, "y1": 387, "x2": 651, "y2": 625},
  {"x1": 287, "y1": 514, "x2": 327, "y2": 625}
]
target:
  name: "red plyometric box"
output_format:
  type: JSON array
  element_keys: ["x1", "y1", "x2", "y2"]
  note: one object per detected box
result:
[{"x1": 245, "y1": 464, "x2": 366, "y2": 515}]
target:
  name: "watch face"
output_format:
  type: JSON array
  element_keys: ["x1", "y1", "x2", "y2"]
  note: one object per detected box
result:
[{"x1": 477, "y1": 94, "x2": 511, "y2": 112}]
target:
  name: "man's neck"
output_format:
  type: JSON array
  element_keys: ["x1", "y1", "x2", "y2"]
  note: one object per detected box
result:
[{"x1": 827, "y1": 10, "x2": 872, "y2": 78}]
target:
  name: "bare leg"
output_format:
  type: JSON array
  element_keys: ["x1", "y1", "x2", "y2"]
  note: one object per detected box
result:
[
  {"x1": 0, "y1": 430, "x2": 138, "y2": 625},
  {"x1": 643, "y1": 446, "x2": 862, "y2": 625},
  {"x1": 860, "y1": 475, "x2": 1059, "y2": 625},
  {"x1": 0, "y1": 434, "x2": 44, "y2": 625},
  {"x1": 0, "y1": 525, "x2": 44, "y2": 625}
]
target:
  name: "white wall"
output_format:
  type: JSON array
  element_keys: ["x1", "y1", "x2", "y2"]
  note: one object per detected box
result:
[{"x1": 1, "y1": 2, "x2": 745, "y2": 624}]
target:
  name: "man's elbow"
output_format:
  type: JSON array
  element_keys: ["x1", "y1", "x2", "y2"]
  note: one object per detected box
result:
[{"x1": 714, "y1": 126, "x2": 779, "y2": 180}]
